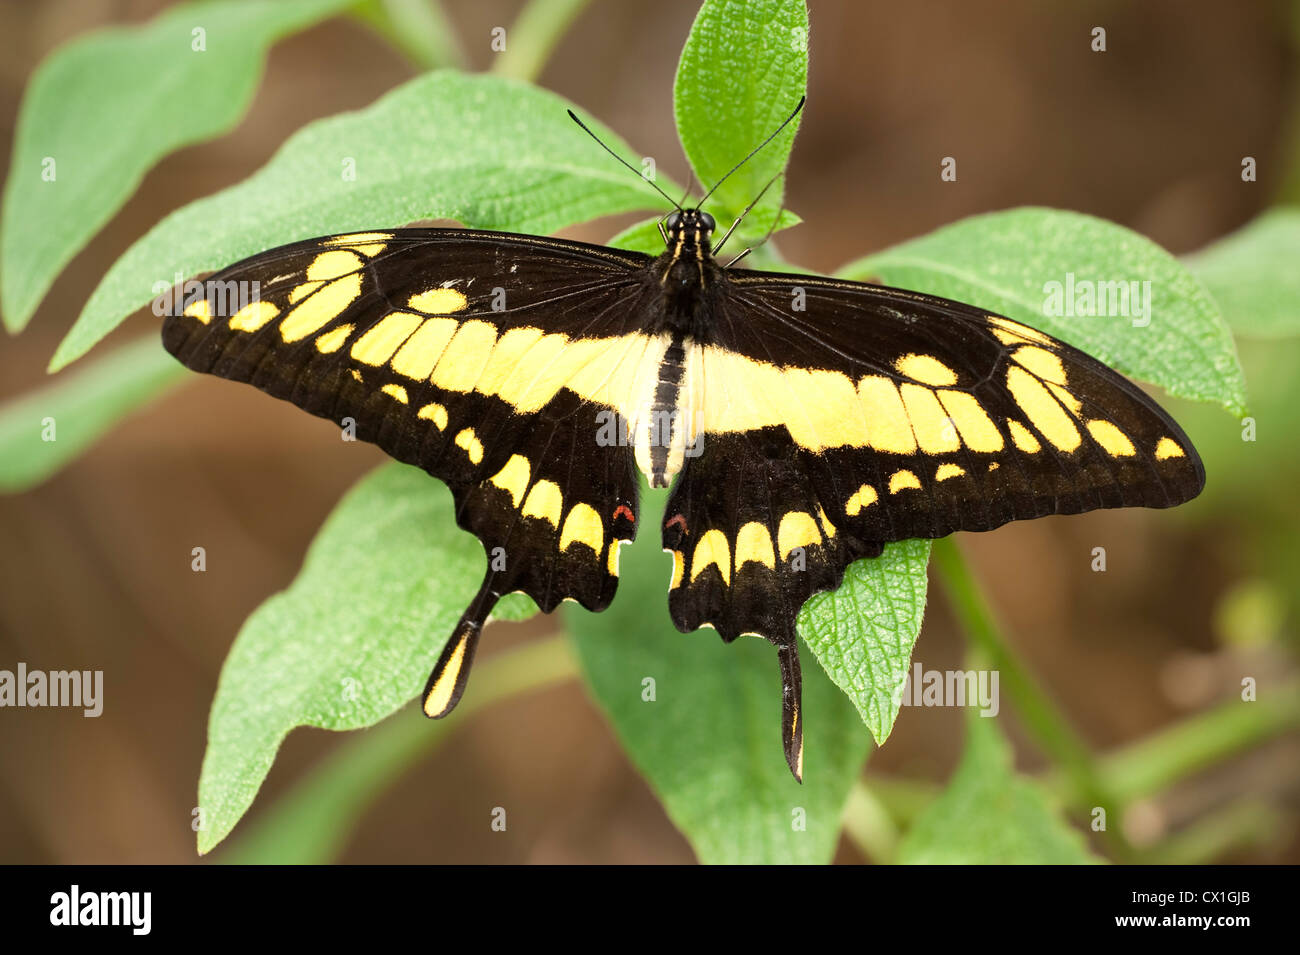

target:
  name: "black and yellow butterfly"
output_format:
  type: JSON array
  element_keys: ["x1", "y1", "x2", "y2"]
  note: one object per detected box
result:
[{"x1": 162, "y1": 116, "x2": 1203, "y2": 782}]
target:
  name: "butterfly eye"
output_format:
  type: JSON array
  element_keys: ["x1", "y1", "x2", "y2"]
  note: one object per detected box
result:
[
  {"x1": 665, "y1": 211, "x2": 682, "y2": 231},
  {"x1": 699, "y1": 211, "x2": 716, "y2": 232}
]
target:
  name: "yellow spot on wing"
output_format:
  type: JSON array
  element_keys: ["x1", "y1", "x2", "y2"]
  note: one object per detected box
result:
[
  {"x1": 1086, "y1": 419, "x2": 1136, "y2": 456},
  {"x1": 1047, "y1": 381, "x2": 1083, "y2": 415},
  {"x1": 692, "y1": 530, "x2": 731, "y2": 584},
  {"x1": 669, "y1": 550, "x2": 685, "y2": 589},
  {"x1": 417, "y1": 402, "x2": 448, "y2": 430},
  {"x1": 290, "y1": 280, "x2": 322, "y2": 304},
  {"x1": 423, "y1": 629, "x2": 468, "y2": 717},
  {"x1": 559, "y1": 503, "x2": 604, "y2": 554},
  {"x1": 935, "y1": 463, "x2": 965, "y2": 481},
  {"x1": 183, "y1": 298, "x2": 212, "y2": 324},
  {"x1": 454, "y1": 427, "x2": 484, "y2": 465},
  {"x1": 1008, "y1": 419, "x2": 1041, "y2": 452},
  {"x1": 391, "y1": 317, "x2": 457, "y2": 380},
  {"x1": 306, "y1": 249, "x2": 363, "y2": 282},
  {"x1": 1013, "y1": 345, "x2": 1067, "y2": 385},
  {"x1": 889, "y1": 470, "x2": 921, "y2": 493},
  {"x1": 1006, "y1": 366, "x2": 1080, "y2": 451},
  {"x1": 937, "y1": 390, "x2": 1004, "y2": 452},
  {"x1": 431, "y1": 320, "x2": 498, "y2": 392},
  {"x1": 735, "y1": 522, "x2": 776, "y2": 570},
  {"x1": 900, "y1": 383, "x2": 960, "y2": 453},
  {"x1": 351, "y1": 312, "x2": 423, "y2": 366},
  {"x1": 227, "y1": 299, "x2": 278, "y2": 332},
  {"x1": 381, "y1": 383, "x2": 408, "y2": 404},
  {"x1": 608, "y1": 540, "x2": 625, "y2": 577},
  {"x1": 859, "y1": 376, "x2": 917, "y2": 453},
  {"x1": 1155, "y1": 437, "x2": 1184, "y2": 460},
  {"x1": 845, "y1": 484, "x2": 878, "y2": 516},
  {"x1": 777, "y1": 511, "x2": 821, "y2": 558},
  {"x1": 281, "y1": 274, "x2": 361, "y2": 342},
  {"x1": 895, "y1": 353, "x2": 959, "y2": 386},
  {"x1": 488, "y1": 454, "x2": 530, "y2": 508},
  {"x1": 989, "y1": 316, "x2": 1052, "y2": 345},
  {"x1": 409, "y1": 287, "x2": 468, "y2": 314},
  {"x1": 315, "y1": 323, "x2": 353, "y2": 353},
  {"x1": 520, "y1": 479, "x2": 562, "y2": 527}
]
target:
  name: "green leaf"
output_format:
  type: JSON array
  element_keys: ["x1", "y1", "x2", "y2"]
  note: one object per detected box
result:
[
  {"x1": 52, "y1": 70, "x2": 675, "y2": 371},
  {"x1": 215, "y1": 636, "x2": 576, "y2": 864},
  {"x1": 798, "y1": 540, "x2": 931, "y2": 745},
  {"x1": 606, "y1": 209, "x2": 802, "y2": 256},
  {"x1": 839, "y1": 207, "x2": 1247, "y2": 415},
  {"x1": 196, "y1": 462, "x2": 536, "y2": 854},
  {"x1": 568, "y1": 489, "x2": 869, "y2": 865},
  {"x1": 674, "y1": 0, "x2": 807, "y2": 221},
  {"x1": 0, "y1": 336, "x2": 185, "y2": 493},
  {"x1": 1183, "y1": 208, "x2": 1300, "y2": 340},
  {"x1": 898, "y1": 714, "x2": 1101, "y2": 864},
  {"x1": 1, "y1": 0, "x2": 355, "y2": 334}
]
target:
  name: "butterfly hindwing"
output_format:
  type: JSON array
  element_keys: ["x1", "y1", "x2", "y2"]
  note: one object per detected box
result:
[{"x1": 163, "y1": 229, "x2": 660, "y2": 715}]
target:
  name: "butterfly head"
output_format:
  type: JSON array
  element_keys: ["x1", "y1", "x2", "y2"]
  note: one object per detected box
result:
[{"x1": 664, "y1": 208, "x2": 716, "y2": 255}]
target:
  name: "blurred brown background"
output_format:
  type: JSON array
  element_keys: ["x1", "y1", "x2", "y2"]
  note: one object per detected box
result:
[{"x1": 0, "y1": 0, "x2": 1296, "y2": 863}]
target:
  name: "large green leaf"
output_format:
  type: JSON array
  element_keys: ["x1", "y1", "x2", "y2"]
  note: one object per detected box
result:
[
  {"x1": 568, "y1": 490, "x2": 869, "y2": 865},
  {"x1": 798, "y1": 540, "x2": 931, "y2": 745},
  {"x1": 674, "y1": 0, "x2": 808, "y2": 223},
  {"x1": 1, "y1": 0, "x2": 355, "y2": 334},
  {"x1": 898, "y1": 714, "x2": 1101, "y2": 864},
  {"x1": 0, "y1": 336, "x2": 185, "y2": 493},
  {"x1": 196, "y1": 463, "x2": 535, "y2": 854},
  {"x1": 840, "y1": 207, "x2": 1247, "y2": 415},
  {"x1": 52, "y1": 70, "x2": 675, "y2": 371},
  {"x1": 1183, "y1": 208, "x2": 1300, "y2": 340}
]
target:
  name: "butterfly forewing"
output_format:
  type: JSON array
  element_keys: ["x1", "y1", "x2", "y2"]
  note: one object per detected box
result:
[{"x1": 163, "y1": 229, "x2": 668, "y2": 715}]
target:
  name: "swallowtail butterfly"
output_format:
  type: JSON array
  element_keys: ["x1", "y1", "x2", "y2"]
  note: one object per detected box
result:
[{"x1": 163, "y1": 102, "x2": 1203, "y2": 780}]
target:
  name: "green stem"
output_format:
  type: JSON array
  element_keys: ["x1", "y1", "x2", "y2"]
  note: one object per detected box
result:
[
  {"x1": 352, "y1": 0, "x2": 466, "y2": 72},
  {"x1": 1141, "y1": 798, "x2": 1283, "y2": 865},
  {"x1": 213, "y1": 633, "x2": 578, "y2": 863},
  {"x1": 490, "y1": 0, "x2": 593, "y2": 83},
  {"x1": 1094, "y1": 680, "x2": 1300, "y2": 804},
  {"x1": 929, "y1": 536, "x2": 1134, "y2": 860}
]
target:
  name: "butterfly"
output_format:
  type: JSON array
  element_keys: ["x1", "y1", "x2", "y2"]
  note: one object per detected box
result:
[{"x1": 162, "y1": 102, "x2": 1204, "y2": 781}]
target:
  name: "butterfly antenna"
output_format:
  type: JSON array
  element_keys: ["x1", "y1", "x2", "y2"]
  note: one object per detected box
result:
[
  {"x1": 698, "y1": 96, "x2": 806, "y2": 208},
  {"x1": 568, "y1": 109, "x2": 682, "y2": 211},
  {"x1": 713, "y1": 170, "x2": 782, "y2": 257}
]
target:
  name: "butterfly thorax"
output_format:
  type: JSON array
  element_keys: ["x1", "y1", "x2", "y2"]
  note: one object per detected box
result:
[{"x1": 654, "y1": 208, "x2": 721, "y2": 337}]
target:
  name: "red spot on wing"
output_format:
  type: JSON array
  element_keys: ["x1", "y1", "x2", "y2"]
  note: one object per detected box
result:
[
  {"x1": 613, "y1": 504, "x2": 636, "y2": 525},
  {"x1": 665, "y1": 513, "x2": 688, "y2": 535}
]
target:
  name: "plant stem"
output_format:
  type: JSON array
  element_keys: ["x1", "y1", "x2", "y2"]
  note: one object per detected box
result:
[
  {"x1": 1093, "y1": 680, "x2": 1300, "y2": 803},
  {"x1": 929, "y1": 536, "x2": 1134, "y2": 860},
  {"x1": 352, "y1": 0, "x2": 466, "y2": 72},
  {"x1": 491, "y1": 0, "x2": 593, "y2": 83},
  {"x1": 215, "y1": 633, "x2": 578, "y2": 863}
]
